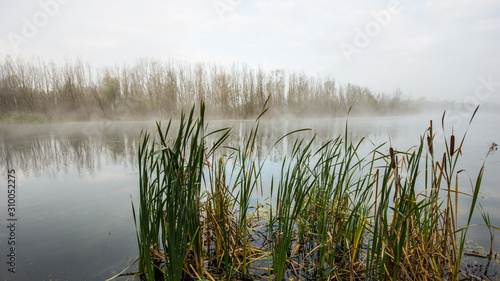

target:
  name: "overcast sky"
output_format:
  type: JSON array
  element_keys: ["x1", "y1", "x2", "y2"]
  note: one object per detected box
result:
[{"x1": 1, "y1": 0, "x2": 499, "y2": 103}]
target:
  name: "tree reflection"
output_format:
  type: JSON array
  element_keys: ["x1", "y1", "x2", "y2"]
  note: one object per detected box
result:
[{"x1": 0, "y1": 118, "x2": 406, "y2": 179}]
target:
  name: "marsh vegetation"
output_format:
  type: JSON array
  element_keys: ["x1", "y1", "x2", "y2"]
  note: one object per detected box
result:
[{"x1": 132, "y1": 103, "x2": 496, "y2": 280}]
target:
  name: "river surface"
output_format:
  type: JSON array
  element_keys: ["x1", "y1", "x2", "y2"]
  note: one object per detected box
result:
[{"x1": 0, "y1": 111, "x2": 499, "y2": 280}]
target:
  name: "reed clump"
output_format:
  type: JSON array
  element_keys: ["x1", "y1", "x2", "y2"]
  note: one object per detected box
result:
[{"x1": 133, "y1": 103, "x2": 492, "y2": 280}]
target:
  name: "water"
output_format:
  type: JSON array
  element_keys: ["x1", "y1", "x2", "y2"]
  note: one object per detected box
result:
[{"x1": 0, "y1": 111, "x2": 499, "y2": 280}]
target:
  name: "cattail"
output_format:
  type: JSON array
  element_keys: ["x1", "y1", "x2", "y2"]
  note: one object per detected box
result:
[
  {"x1": 429, "y1": 120, "x2": 433, "y2": 138},
  {"x1": 427, "y1": 136, "x2": 433, "y2": 156},
  {"x1": 390, "y1": 147, "x2": 396, "y2": 169},
  {"x1": 450, "y1": 134, "x2": 455, "y2": 156}
]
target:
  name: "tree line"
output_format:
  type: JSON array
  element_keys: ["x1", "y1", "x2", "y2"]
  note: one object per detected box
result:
[{"x1": 0, "y1": 56, "x2": 424, "y2": 121}]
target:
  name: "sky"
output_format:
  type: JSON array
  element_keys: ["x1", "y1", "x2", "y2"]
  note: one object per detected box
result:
[{"x1": 1, "y1": 0, "x2": 500, "y2": 103}]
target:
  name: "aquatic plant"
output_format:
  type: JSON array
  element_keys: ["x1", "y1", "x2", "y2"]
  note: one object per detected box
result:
[{"x1": 132, "y1": 103, "x2": 492, "y2": 280}]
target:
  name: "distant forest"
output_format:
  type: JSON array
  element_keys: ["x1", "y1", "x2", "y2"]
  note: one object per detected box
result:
[{"x1": 0, "y1": 56, "x2": 427, "y2": 122}]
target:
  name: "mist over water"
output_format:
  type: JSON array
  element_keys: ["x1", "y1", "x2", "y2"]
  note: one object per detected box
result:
[{"x1": 0, "y1": 110, "x2": 499, "y2": 279}]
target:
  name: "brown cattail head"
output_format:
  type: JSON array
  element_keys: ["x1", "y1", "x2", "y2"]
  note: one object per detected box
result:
[
  {"x1": 427, "y1": 136, "x2": 433, "y2": 156},
  {"x1": 390, "y1": 148, "x2": 396, "y2": 169},
  {"x1": 450, "y1": 135, "x2": 455, "y2": 156}
]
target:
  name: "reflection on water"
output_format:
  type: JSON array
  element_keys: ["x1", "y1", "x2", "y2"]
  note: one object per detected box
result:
[
  {"x1": 0, "y1": 122, "x2": 141, "y2": 179},
  {"x1": 0, "y1": 116, "x2": 428, "y2": 178},
  {"x1": 0, "y1": 112, "x2": 499, "y2": 280}
]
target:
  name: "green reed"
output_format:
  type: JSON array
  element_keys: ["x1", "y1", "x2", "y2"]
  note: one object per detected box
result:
[
  {"x1": 231, "y1": 122, "x2": 263, "y2": 277},
  {"x1": 133, "y1": 103, "x2": 229, "y2": 280},
  {"x1": 132, "y1": 103, "x2": 492, "y2": 280},
  {"x1": 205, "y1": 154, "x2": 234, "y2": 276},
  {"x1": 270, "y1": 137, "x2": 315, "y2": 280},
  {"x1": 364, "y1": 107, "x2": 485, "y2": 280}
]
